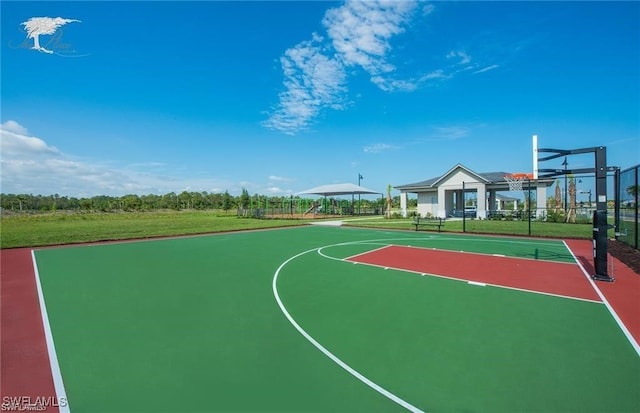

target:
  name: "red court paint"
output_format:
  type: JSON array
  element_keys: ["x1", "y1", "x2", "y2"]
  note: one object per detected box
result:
[
  {"x1": 564, "y1": 239, "x2": 640, "y2": 348},
  {"x1": 348, "y1": 245, "x2": 601, "y2": 302},
  {"x1": 1, "y1": 249, "x2": 59, "y2": 412}
]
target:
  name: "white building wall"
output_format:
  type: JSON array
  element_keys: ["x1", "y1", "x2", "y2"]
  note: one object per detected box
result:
[
  {"x1": 439, "y1": 187, "x2": 451, "y2": 218},
  {"x1": 476, "y1": 186, "x2": 487, "y2": 218},
  {"x1": 417, "y1": 192, "x2": 438, "y2": 217},
  {"x1": 536, "y1": 185, "x2": 547, "y2": 217}
]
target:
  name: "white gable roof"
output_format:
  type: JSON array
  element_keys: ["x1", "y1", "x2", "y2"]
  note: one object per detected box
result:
[
  {"x1": 297, "y1": 183, "x2": 379, "y2": 196},
  {"x1": 432, "y1": 164, "x2": 490, "y2": 186}
]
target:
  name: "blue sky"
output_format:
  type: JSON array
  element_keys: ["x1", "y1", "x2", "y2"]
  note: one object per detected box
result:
[{"x1": 1, "y1": 1, "x2": 638, "y2": 200}]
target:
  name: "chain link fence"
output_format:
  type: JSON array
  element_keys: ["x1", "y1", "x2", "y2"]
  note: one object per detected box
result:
[{"x1": 618, "y1": 164, "x2": 639, "y2": 249}]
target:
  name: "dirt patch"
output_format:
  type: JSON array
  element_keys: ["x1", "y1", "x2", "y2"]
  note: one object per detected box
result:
[{"x1": 608, "y1": 239, "x2": 640, "y2": 275}]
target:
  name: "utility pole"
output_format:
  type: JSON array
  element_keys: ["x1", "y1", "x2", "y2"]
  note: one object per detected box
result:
[
  {"x1": 358, "y1": 173, "x2": 363, "y2": 215},
  {"x1": 578, "y1": 179, "x2": 592, "y2": 208}
]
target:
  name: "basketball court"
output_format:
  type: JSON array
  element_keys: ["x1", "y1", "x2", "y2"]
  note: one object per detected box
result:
[
  {"x1": 2, "y1": 225, "x2": 639, "y2": 412},
  {"x1": 2, "y1": 136, "x2": 638, "y2": 412}
]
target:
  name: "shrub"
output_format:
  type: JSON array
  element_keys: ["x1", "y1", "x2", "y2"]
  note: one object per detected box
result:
[{"x1": 546, "y1": 210, "x2": 566, "y2": 223}]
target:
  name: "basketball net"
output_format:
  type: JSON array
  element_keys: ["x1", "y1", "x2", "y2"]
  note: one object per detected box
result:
[{"x1": 505, "y1": 173, "x2": 533, "y2": 192}]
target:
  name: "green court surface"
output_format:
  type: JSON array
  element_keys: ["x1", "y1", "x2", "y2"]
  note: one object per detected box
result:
[{"x1": 34, "y1": 226, "x2": 639, "y2": 412}]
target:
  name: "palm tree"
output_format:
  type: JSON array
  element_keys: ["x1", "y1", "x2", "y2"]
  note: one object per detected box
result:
[
  {"x1": 566, "y1": 177, "x2": 576, "y2": 223},
  {"x1": 554, "y1": 180, "x2": 562, "y2": 213}
]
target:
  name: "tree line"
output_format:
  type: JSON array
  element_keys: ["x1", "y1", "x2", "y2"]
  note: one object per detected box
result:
[{"x1": 0, "y1": 189, "x2": 410, "y2": 213}]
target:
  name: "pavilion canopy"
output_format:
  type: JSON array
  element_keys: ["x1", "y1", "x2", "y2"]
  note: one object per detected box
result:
[{"x1": 296, "y1": 183, "x2": 380, "y2": 197}]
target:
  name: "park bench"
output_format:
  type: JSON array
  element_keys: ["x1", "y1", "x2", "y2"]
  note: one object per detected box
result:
[{"x1": 413, "y1": 216, "x2": 446, "y2": 232}]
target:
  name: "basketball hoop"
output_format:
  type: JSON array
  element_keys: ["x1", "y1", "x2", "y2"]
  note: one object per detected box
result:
[{"x1": 504, "y1": 173, "x2": 534, "y2": 191}]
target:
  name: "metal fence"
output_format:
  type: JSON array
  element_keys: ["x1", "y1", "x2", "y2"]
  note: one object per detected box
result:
[
  {"x1": 450, "y1": 206, "x2": 611, "y2": 239},
  {"x1": 618, "y1": 164, "x2": 639, "y2": 249}
]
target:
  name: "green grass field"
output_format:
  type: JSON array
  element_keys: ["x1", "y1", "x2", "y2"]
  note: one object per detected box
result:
[
  {"x1": 33, "y1": 226, "x2": 639, "y2": 412},
  {"x1": 0, "y1": 210, "x2": 605, "y2": 249},
  {"x1": 344, "y1": 216, "x2": 595, "y2": 238},
  {"x1": 0, "y1": 211, "x2": 308, "y2": 248}
]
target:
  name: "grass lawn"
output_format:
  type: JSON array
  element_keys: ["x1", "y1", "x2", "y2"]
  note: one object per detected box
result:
[
  {"x1": 1, "y1": 210, "x2": 608, "y2": 249},
  {"x1": 344, "y1": 216, "x2": 596, "y2": 238},
  {"x1": 0, "y1": 210, "x2": 309, "y2": 248}
]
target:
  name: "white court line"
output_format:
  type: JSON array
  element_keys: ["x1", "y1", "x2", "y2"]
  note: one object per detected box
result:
[
  {"x1": 562, "y1": 241, "x2": 640, "y2": 357},
  {"x1": 336, "y1": 251, "x2": 602, "y2": 305},
  {"x1": 273, "y1": 247, "x2": 424, "y2": 413},
  {"x1": 32, "y1": 251, "x2": 71, "y2": 413},
  {"x1": 274, "y1": 236, "x2": 610, "y2": 411},
  {"x1": 400, "y1": 244, "x2": 576, "y2": 266},
  {"x1": 343, "y1": 244, "x2": 394, "y2": 261},
  {"x1": 325, "y1": 239, "x2": 599, "y2": 304}
]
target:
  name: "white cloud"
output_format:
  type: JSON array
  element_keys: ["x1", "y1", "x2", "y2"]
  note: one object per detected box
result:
[
  {"x1": 419, "y1": 69, "x2": 451, "y2": 81},
  {"x1": 0, "y1": 121, "x2": 250, "y2": 197},
  {"x1": 447, "y1": 50, "x2": 471, "y2": 65},
  {"x1": 0, "y1": 151, "x2": 142, "y2": 196},
  {"x1": 262, "y1": 35, "x2": 347, "y2": 134},
  {"x1": 322, "y1": 0, "x2": 421, "y2": 93},
  {"x1": 431, "y1": 126, "x2": 470, "y2": 140},
  {"x1": 473, "y1": 64, "x2": 499, "y2": 74},
  {"x1": 264, "y1": 1, "x2": 499, "y2": 135},
  {"x1": 129, "y1": 161, "x2": 167, "y2": 168},
  {"x1": 264, "y1": 1, "x2": 420, "y2": 134},
  {"x1": 371, "y1": 76, "x2": 418, "y2": 92},
  {"x1": 363, "y1": 143, "x2": 399, "y2": 153},
  {"x1": 234, "y1": 179, "x2": 296, "y2": 196},
  {"x1": 1, "y1": 120, "x2": 29, "y2": 135},
  {"x1": 417, "y1": 50, "x2": 493, "y2": 84},
  {"x1": 422, "y1": 3, "x2": 435, "y2": 16},
  {"x1": 266, "y1": 186, "x2": 292, "y2": 194},
  {"x1": 268, "y1": 175, "x2": 293, "y2": 182},
  {"x1": 1, "y1": 122, "x2": 61, "y2": 157},
  {"x1": 323, "y1": 1, "x2": 418, "y2": 77}
]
